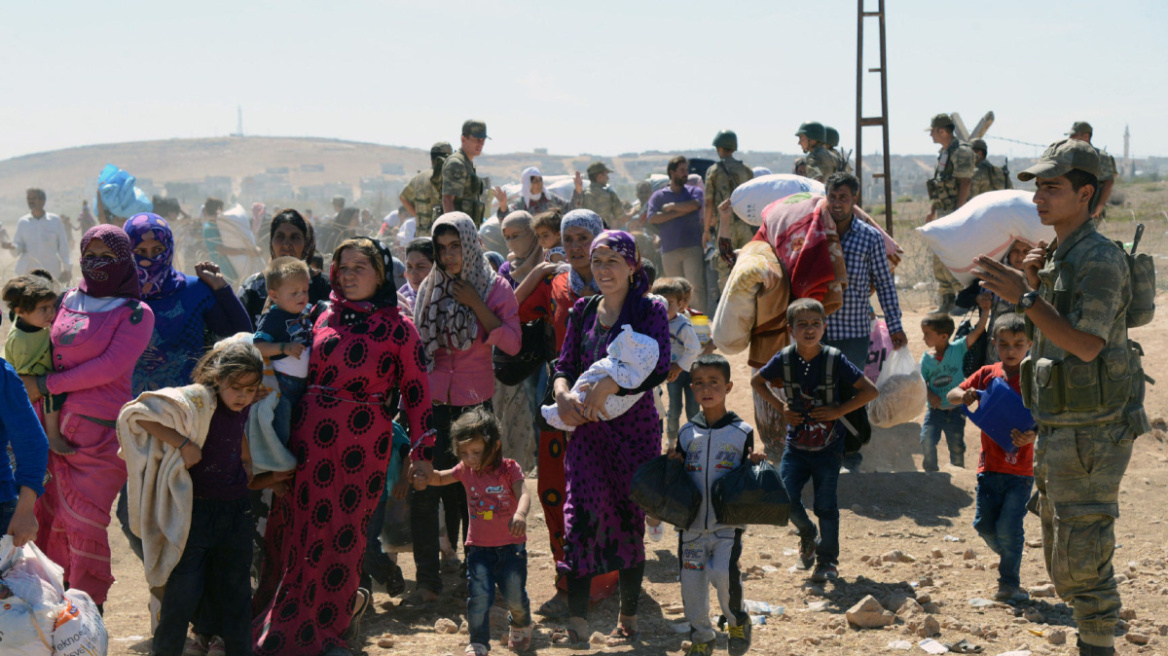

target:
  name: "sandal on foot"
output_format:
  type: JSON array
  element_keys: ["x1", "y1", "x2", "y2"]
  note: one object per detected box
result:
[
  {"x1": 343, "y1": 588, "x2": 371, "y2": 642},
  {"x1": 550, "y1": 627, "x2": 588, "y2": 649},
  {"x1": 508, "y1": 624, "x2": 533, "y2": 651},
  {"x1": 605, "y1": 624, "x2": 639, "y2": 646},
  {"x1": 398, "y1": 588, "x2": 439, "y2": 609}
]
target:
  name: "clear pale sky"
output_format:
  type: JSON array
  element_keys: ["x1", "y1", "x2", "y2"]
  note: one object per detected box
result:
[{"x1": 3, "y1": 0, "x2": 1165, "y2": 163}]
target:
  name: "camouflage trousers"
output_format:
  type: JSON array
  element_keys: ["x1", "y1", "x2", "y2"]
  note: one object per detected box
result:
[
  {"x1": 1034, "y1": 422, "x2": 1134, "y2": 648},
  {"x1": 931, "y1": 208, "x2": 963, "y2": 296},
  {"x1": 714, "y1": 219, "x2": 759, "y2": 290}
]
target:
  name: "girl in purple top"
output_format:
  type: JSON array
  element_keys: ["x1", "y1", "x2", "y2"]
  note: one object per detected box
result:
[
  {"x1": 26, "y1": 225, "x2": 155, "y2": 608},
  {"x1": 550, "y1": 230, "x2": 671, "y2": 646}
]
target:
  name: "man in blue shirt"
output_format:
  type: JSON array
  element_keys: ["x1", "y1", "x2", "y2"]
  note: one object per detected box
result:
[
  {"x1": 822, "y1": 172, "x2": 907, "y2": 471},
  {"x1": 647, "y1": 156, "x2": 708, "y2": 312}
]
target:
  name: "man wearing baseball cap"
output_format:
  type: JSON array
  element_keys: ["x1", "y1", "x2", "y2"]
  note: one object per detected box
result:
[
  {"x1": 973, "y1": 138, "x2": 1147, "y2": 656},
  {"x1": 401, "y1": 141, "x2": 454, "y2": 235},
  {"x1": 441, "y1": 120, "x2": 489, "y2": 224},
  {"x1": 1067, "y1": 121, "x2": 1118, "y2": 219},
  {"x1": 577, "y1": 161, "x2": 625, "y2": 229}
]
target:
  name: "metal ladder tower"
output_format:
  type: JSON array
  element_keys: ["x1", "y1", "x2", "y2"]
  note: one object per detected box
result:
[{"x1": 855, "y1": 0, "x2": 893, "y2": 234}]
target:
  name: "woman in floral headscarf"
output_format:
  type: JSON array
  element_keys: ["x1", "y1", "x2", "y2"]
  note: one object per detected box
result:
[
  {"x1": 406, "y1": 212, "x2": 521, "y2": 606},
  {"x1": 25, "y1": 225, "x2": 155, "y2": 610},
  {"x1": 253, "y1": 237, "x2": 434, "y2": 656},
  {"x1": 549, "y1": 230, "x2": 670, "y2": 646}
]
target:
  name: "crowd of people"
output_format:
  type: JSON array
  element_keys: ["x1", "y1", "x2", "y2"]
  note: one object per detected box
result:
[{"x1": 0, "y1": 116, "x2": 1144, "y2": 656}]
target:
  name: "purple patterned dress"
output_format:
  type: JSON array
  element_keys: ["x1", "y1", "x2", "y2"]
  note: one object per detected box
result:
[{"x1": 553, "y1": 293, "x2": 670, "y2": 578}]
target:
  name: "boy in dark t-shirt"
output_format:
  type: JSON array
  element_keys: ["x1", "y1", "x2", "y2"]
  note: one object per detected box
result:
[
  {"x1": 949, "y1": 314, "x2": 1035, "y2": 603},
  {"x1": 751, "y1": 299, "x2": 878, "y2": 583}
]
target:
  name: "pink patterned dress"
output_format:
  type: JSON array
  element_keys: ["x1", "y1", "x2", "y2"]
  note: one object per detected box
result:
[{"x1": 253, "y1": 301, "x2": 433, "y2": 655}]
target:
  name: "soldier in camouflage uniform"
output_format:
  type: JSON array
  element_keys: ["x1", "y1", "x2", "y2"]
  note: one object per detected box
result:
[
  {"x1": 1067, "y1": 121, "x2": 1117, "y2": 219},
  {"x1": 925, "y1": 113, "x2": 976, "y2": 313},
  {"x1": 578, "y1": 161, "x2": 624, "y2": 229},
  {"x1": 968, "y1": 139, "x2": 1009, "y2": 199},
  {"x1": 795, "y1": 121, "x2": 836, "y2": 183},
  {"x1": 400, "y1": 141, "x2": 454, "y2": 236},
  {"x1": 441, "y1": 119, "x2": 488, "y2": 226},
  {"x1": 974, "y1": 139, "x2": 1148, "y2": 656},
  {"x1": 825, "y1": 126, "x2": 853, "y2": 174},
  {"x1": 704, "y1": 129, "x2": 755, "y2": 290}
]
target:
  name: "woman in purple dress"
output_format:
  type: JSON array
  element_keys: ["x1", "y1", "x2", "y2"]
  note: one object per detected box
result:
[{"x1": 549, "y1": 230, "x2": 670, "y2": 646}]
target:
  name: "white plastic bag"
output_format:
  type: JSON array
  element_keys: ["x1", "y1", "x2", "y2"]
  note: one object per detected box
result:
[
  {"x1": 868, "y1": 347, "x2": 926, "y2": 428},
  {"x1": 915, "y1": 190, "x2": 1053, "y2": 286},
  {"x1": 0, "y1": 536, "x2": 108, "y2": 656}
]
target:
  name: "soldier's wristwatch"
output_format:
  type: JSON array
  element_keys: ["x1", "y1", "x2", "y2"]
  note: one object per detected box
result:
[{"x1": 1018, "y1": 290, "x2": 1040, "y2": 311}]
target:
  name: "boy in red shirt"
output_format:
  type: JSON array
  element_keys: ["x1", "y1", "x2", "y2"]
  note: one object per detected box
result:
[{"x1": 948, "y1": 313, "x2": 1036, "y2": 603}]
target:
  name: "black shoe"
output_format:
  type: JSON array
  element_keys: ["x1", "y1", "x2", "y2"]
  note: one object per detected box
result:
[
  {"x1": 811, "y1": 563, "x2": 838, "y2": 583},
  {"x1": 1076, "y1": 638, "x2": 1115, "y2": 656},
  {"x1": 798, "y1": 531, "x2": 818, "y2": 570},
  {"x1": 727, "y1": 615, "x2": 752, "y2": 656},
  {"x1": 387, "y1": 562, "x2": 406, "y2": 596}
]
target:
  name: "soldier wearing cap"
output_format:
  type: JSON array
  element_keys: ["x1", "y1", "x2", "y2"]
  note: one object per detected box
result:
[
  {"x1": 824, "y1": 126, "x2": 853, "y2": 174},
  {"x1": 704, "y1": 129, "x2": 755, "y2": 289},
  {"x1": 401, "y1": 141, "x2": 454, "y2": 236},
  {"x1": 969, "y1": 138, "x2": 1010, "y2": 199},
  {"x1": 925, "y1": 113, "x2": 976, "y2": 313},
  {"x1": 577, "y1": 161, "x2": 625, "y2": 229},
  {"x1": 442, "y1": 120, "x2": 488, "y2": 225},
  {"x1": 974, "y1": 139, "x2": 1147, "y2": 656},
  {"x1": 1067, "y1": 121, "x2": 1117, "y2": 219},
  {"x1": 795, "y1": 121, "x2": 836, "y2": 183}
]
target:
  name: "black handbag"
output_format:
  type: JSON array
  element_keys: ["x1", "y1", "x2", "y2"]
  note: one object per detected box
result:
[
  {"x1": 630, "y1": 455, "x2": 702, "y2": 528},
  {"x1": 955, "y1": 313, "x2": 988, "y2": 378},
  {"x1": 711, "y1": 461, "x2": 791, "y2": 526},
  {"x1": 493, "y1": 319, "x2": 555, "y2": 386}
]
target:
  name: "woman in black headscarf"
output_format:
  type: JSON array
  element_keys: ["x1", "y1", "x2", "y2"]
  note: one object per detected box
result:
[{"x1": 237, "y1": 209, "x2": 331, "y2": 326}]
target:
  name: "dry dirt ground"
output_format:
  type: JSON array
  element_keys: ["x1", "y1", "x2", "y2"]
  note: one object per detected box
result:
[{"x1": 88, "y1": 299, "x2": 1168, "y2": 656}]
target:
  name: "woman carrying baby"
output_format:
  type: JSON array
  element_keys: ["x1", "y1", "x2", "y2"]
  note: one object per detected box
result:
[{"x1": 549, "y1": 229, "x2": 670, "y2": 647}]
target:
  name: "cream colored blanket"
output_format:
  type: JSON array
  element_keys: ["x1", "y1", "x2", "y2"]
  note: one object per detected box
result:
[{"x1": 117, "y1": 384, "x2": 216, "y2": 587}]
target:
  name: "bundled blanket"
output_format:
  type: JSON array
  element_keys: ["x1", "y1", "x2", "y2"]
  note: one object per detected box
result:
[
  {"x1": 117, "y1": 384, "x2": 216, "y2": 587},
  {"x1": 752, "y1": 192, "x2": 848, "y2": 313}
]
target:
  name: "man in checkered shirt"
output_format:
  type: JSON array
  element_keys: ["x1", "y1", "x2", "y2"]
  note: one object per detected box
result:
[{"x1": 822, "y1": 172, "x2": 907, "y2": 471}]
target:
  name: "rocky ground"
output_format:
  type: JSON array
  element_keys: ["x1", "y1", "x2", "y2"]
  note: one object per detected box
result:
[{"x1": 90, "y1": 301, "x2": 1168, "y2": 656}]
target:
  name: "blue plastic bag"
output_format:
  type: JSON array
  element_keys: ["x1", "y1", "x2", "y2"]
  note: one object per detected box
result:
[
  {"x1": 961, "y1": 377, "x2": 1036, "y2": 454},
  {"x1": 97, "y1": 163, "x2": 153, "y2": 219}
]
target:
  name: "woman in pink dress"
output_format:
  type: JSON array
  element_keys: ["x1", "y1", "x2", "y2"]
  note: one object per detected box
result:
[
  {"x1": 25, "y1": 225, "x2": 155, "y2": 610},
  {"x1": 253, "y1": 237, "x2": 434, "y2": 656}
]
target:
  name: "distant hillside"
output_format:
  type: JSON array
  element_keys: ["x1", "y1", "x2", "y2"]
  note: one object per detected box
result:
[{"x1": 0, "y1": 135, "x2": 1041, "y2": 226}]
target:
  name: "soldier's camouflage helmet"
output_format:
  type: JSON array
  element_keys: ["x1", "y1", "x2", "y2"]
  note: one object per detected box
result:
[
  {"x1": 1067, "y1": 121, "x2": 1094, "y2": 136},
  {"x1": 926, "y1": 113, "x2": 955, "y2": 131},
  {"x1": 795, "y1": 121, "x2": 826, "y2": 142},
  {"x1": 431, "y1": 141, "x2": 454, "y2": 157},
  {"x1": 824, "y1": 126, "x2": 840, "y2": 148},
  {"x1": 970, "y1": 139, "x2": 988, "y2": 155},
  {"x1": 712, "y1": 130, "x2": 738, "y2": 150}
]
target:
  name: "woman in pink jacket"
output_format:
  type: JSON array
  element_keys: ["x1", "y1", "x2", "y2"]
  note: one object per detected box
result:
[
  {"x1": 25, "y1": 225, "x2": 154, "y2": 609},
  {"x1": 406, "y1": 212, "x2": 521, "y2": 606}
]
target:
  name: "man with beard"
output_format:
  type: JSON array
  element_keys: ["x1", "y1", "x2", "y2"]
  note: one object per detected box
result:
[{"x1": 646, "y1": 155, "x2": 707, "y2": 311}]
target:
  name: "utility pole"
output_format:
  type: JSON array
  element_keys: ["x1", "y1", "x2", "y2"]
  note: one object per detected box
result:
[{"x1": 855, "y1": 0, "x2": 893, "y2": 234}]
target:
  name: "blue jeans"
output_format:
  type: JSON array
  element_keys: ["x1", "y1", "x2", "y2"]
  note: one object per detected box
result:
[
  {"x1": 0, "y1": 498, "x2": 16, "y2": 536},
  {"x1": 466, "y1": 543, "x2": 531, "y2": 647},
  {"x1": 779, "y1": 441, "x2": 843, "y2": 566},
  {"x1": 273, "y1": 372, "x2": 307, "y2": 447},
  {"x1": 921, "y1": 406, "x2": 966, "y2": 470},
  {"x1": 152, "y1": 498, "x2": 253, "y2": 656},
  {"x1": 666, "y1": 370, "x2": 698, "y2": 441},
  {"x1": 824, "y1": 337, "x2": 870, "y2": 470},
  {"x1": 973, "y1": 472, "x2": 1033, "y2": 589}
]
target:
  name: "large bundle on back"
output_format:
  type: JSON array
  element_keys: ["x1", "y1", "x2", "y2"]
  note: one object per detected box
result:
[
  {"x1": 752, "y1": 192, "x2": 848, "y2": 314},
  {"x1": 916, "y1": 190, "x2": 1053, "y2": 286},
  {"x1": 730, "y1": 174, "x2": 825, "y2": 226}
]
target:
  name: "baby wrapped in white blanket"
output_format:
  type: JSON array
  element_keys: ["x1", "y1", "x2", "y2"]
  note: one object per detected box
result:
[{"x1": 542, "y1": 324, "x2": 659, "y2": 431}]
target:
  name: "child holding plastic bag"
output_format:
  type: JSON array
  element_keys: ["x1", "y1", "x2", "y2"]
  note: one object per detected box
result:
[
  {"x1": 947, "y1": 314, "x2": 1036, "y2": 603},
  {"x1": 541, "y1": 324, "x2": 659, "y2": 431},
  {"x1": 124, "y1": 341, "x2": 263, "y2": 656}
]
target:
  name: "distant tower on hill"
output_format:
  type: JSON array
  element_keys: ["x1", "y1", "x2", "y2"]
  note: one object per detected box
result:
[
  {"x1": 231, "y1": 105, "x2": 244, "y2": 138},
  {"x1": 1123, "y1": 124, "x2": 1132, "y2": 177}
]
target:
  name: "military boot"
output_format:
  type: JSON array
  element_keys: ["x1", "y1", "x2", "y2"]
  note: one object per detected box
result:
[
  {"x1": 1077, "y1": 638, "x2": 1115, "y2": 656},
  {"x1": 929, "y1": 293, "x2": 956, "y2": 314}
]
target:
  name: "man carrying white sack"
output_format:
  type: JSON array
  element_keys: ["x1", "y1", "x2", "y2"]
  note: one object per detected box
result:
[{"x1": 822, "y1": 172, "x2": 906, "y2": 472}]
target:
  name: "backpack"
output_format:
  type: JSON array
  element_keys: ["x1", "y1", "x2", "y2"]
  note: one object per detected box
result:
[
  {"x1": 1122, "y1": 224, "x2": 1156, "y2": 328},
  {"x1": 777, "y1": 345, "x2": 871, "y2": 453}
]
